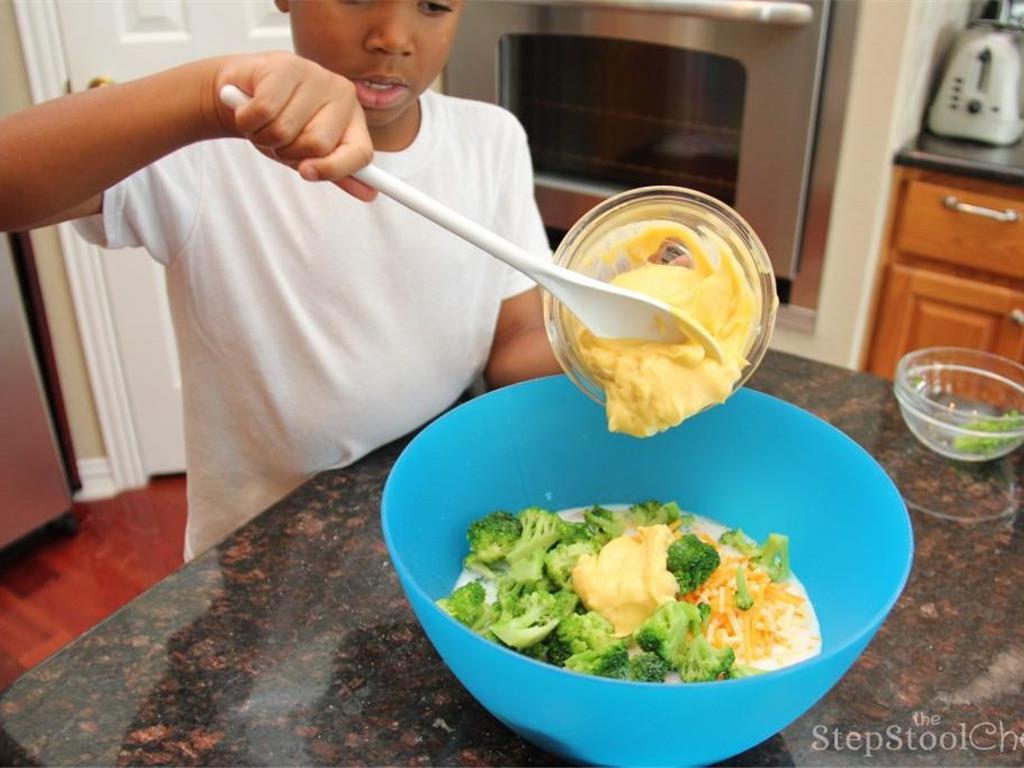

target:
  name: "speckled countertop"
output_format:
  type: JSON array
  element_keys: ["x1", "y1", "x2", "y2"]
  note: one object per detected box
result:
[
  {"x1": 895, "y1": 132, "x2": 1024, "y2": 187},
  {"x1": 1, "y1": 351, "x2": 1022, "y2": 767}
]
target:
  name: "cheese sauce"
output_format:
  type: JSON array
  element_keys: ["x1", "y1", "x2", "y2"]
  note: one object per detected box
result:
[{"x1": 570, "y1": 222, "x2": 760, "y2": 437}]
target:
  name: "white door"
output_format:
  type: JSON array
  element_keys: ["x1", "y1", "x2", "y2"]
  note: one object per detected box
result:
[{"x1": 53, "y1": 0, "x2": 293, "y2": 475}]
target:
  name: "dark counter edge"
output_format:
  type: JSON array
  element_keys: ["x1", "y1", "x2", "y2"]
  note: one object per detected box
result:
[{"x1": 895, "y1": 132, "x2": 1024, "y2": 187}]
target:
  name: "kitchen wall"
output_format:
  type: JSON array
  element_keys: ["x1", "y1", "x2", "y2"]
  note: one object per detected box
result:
[
  {"x1": 897, "y1": 1, "x2": 974, "y2": 143},
  {"x1": 770, "y1": 0, "x2": 971, "y2": 368},
  {"x1": 0, "y1": 0, "x2": 106, "y2": 463}
]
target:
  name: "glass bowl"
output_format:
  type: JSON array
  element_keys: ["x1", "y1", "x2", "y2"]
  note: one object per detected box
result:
[
  {"x1": 542, "y1": 186, "x2": 778, "y2": 406},
  {"x1": 894, "y1": 347, "x2": 1024, "y2": 462}
]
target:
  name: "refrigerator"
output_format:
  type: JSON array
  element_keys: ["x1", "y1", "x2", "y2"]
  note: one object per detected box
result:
[{"x1": 0, "y1": 233, "x2": 73, "y2": 549}]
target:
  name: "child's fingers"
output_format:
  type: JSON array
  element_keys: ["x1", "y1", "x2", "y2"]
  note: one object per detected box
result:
[
  {"x1": 216, "y1": 52, "x2": 372, "y2": 200},
  {"x1": 296, "y1": 107, "x2": 374, "y2": 189},
  {"x1": 253, "y1": 144, "x2": 302, "y2": 172},
  {"x1": 247, "y1": 81, "x2": 327, "y2": 150},
  {"x1": 273, "y1": 97, "x2": 354, "y2": 163},
  {"x1": 231, "y1": 67, "x2": 300, "y2": 136},
  {"x1": 337, "y1": 178, "x2": 378, "y2": 203}
]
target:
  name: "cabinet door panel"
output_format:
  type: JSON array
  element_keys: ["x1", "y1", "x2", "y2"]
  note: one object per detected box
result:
[
  {"x1": 868, "y1": 265, "x2": 1024, "y2": 377},
  {"x1": 908, "y1": 300, "x2": 998, "y2": 350}
]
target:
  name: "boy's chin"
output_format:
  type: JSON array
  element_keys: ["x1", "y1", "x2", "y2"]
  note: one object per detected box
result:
[
  {"x1": 363, "y1": 109, "x2": 401, "y2": 127},
  {"x1": 364, "y1": 97, "x2": 415, "y2": 124},
  {"x1": 364, "y1": 100, "x2": 421, "y2": 137}
]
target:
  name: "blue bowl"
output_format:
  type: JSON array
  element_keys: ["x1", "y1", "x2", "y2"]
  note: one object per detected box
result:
[{"x1": 381, "y1": 377, "x2": 913, "y2": 766}]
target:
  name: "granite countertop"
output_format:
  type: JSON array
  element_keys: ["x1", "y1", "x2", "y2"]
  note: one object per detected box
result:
[
  {"x1": 895, "y1": 131, "x2": 1024, "y2": 187},
  {"x1": 1, "y1": 350, "x2": 1022, "y2": 767}
]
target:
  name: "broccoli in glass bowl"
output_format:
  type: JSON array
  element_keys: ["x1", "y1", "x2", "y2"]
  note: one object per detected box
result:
[{"x1": 894, "y1": 347, "x2": 1024, "y2": 462}]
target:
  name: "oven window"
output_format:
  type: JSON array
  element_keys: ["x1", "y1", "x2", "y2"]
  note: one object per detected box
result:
[{"x1": 501, "y1": 35, "x2": 745, "y2": 204}]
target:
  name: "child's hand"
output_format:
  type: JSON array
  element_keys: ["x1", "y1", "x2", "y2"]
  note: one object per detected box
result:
[{"x1": 213, "y1": 52, "x2": 375, "y2": 201}]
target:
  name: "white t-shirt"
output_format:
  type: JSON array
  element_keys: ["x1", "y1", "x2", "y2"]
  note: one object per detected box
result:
[{"x1": 74, "y1": 90, "x2": 550, "y2": 560}]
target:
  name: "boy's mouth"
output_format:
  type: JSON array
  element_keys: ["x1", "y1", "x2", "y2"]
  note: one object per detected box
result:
[{"x1": 352, "y1": 78, "x2": 409, "y2": 111}]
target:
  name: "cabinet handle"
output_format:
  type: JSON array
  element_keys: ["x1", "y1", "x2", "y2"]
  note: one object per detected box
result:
[
  {"x1": 1011, "y1": 309, "x2": 1024, "y2": 326},
  {"x1": 943, "y1": 195, "x2": 1021, "y2": 223}
]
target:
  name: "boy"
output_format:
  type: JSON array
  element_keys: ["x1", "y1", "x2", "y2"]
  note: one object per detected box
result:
[{"x1": 0, "y1": 0, "x2": 561, "y2": 559}]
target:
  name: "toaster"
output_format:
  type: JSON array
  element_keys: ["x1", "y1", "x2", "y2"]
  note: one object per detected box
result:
[{"x1": 927, "y1": 19, "x2": 1024, "y2": 146}]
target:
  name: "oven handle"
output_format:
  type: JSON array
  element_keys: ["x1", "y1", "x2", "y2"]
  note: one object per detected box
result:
[{"x1": 501, "y1": 0, "x2": 813, "y2": 26}]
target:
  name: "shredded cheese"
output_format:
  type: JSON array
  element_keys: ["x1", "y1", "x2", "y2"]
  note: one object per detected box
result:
[{"x1": 683, "y1": 549, "x2": 818, "y2": 668}]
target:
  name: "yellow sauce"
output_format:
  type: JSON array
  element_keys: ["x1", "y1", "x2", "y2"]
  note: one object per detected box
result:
[
  {"x1": 572, "y1": 222, "x2": 759, "y2": 437},
  {"x1": 571, "y1": 524, "x2": 678, "y2": 637}
]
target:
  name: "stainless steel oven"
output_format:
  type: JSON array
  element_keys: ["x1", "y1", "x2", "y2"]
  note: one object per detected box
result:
[{"x1": 445, "y1": 0, "x2": 859, "y2": 313}]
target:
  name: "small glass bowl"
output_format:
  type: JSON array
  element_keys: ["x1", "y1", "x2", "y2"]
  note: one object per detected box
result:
[
  {"x1": 542, "y1": 186, "x2": 778, "y2": 406},
  {"x1": 894, "y1": 347, "x2": 1024, "y2": 462}
]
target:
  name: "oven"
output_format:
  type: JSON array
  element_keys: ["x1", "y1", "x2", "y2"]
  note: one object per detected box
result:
[{"x1": 445, "y1": 0, "x2": 859, "y2": 312}]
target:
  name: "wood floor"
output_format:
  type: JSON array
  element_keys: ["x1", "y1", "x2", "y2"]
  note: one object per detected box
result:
[{"x1": 0, "y1": 475, "x2": 187, "y2": 693}]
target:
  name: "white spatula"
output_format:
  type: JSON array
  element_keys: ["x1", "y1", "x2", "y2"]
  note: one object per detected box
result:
[{"x1": 220, "y1": 84, "x2": 723, "y2": 357}]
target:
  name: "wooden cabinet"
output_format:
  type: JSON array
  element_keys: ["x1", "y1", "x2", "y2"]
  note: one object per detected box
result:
[
  {"x1": 894, "y1": 180, "x2": 1024, "y2": 279},
  {"x1": 866, "y1": 168, "x2": 1024, "y2": 378}
]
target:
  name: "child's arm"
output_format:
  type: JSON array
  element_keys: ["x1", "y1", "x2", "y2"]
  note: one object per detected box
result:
[
  {"x1": 0, "y1": 51, "x2": 373, "y2": 232},
  {"x1": 484, "y1": 288, "x2": 562, "y2": 388}
]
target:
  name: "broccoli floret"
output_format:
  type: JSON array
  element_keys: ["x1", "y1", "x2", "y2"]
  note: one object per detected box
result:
[
  {"x1": 546, "y1": 634, "x2": 573, "y2": 668},
  {"x1": 544, "y1": 540, "x2": 599, "y2": 589},
  {"x1": 954, "y1": 410, "x2": 1023, "y2": 454},
  {"x1": 466, "y1": 510, "x2": 521, "y2": 562},
  {"x1": 633, "y1": 601, "x2": 702, "y2": 657},
  {"x1": 727, "y1": 664, "x2": 765, "y2": 679},
  {"x1": 506, "y1": 552, "x2": 547, "y2": 585},
  {"x1": 667, "y1": 533, "x2": 720, "y2": 594},
  {"x1": 462, "y1": 556, "x2": 499, "y2": 580},
  {"x1": 547, "y1": 610, "x2": 618, "y2": 667},
  {"x1": 754, "y1": 533, "x2": 790, "y2": 583},
  {"x1": 497, "y1": 574, "x2": 556, "y2": 610},
  {"x1": 552, "y1": 588, "x2": 580, "y2": 619},
  {"x1": 677, "y1": 634, "x2": 736, "y2": 682},
  {"x1": 626, "y1": 500, "x2": 682, "y2": 528},
  {"x1": 633, "y1": 601, "x2": 734, "y2": 682},
  {"x1": 489, "y1": 590, "x2": 562, "y2": 649},
  {"x1": 463, "y1": 511, "x2": 522, "y2": 577},
  {"x1": 505, "y1": 508, "x2": 564, "y2": 584},
  {"x1": 583, "y1": 505, "x2": 627, "y2": 543},
  {"x1": 629, "y1": 652, "x2": 670, "y2": 683},
  {"x1": 438, "y1": 583, "x2": 501, "y2": 637},
  {"x1": 719, "y1": 530, "x2": 791, "y2": 583},
  {"x1": 472, "y1": 601, "x2": 500, "y2": 635},
  {"x1": 436, "y1": 581, "x2": 487, "y2": 627},
  {"x1": 565, "y1": 641, "x2": 630, "y2": 679},
  {"x1": 505, "y1": 588, "x2": 575, "y2": 655},
  {"x1": 559, "y1": 520, "x2": 596, "y2": 544},
  {"x1": 718, "y1": 528, "x2": 759, "y2": 557},
  {"x1": 560, "y1": 611, "x2": 618, "y2": 648},
  {"x1": 697, "y1": 601, "x2": 712, "y2": 629},
  {"x1": 495, "y1": 574, "x2": 528, "y2": 613},
  {"x1": 520, "y1": 641, "x2": 549, "y2": 663},
  {"x1": 580, "y1": 502, "x2": 688, "y2": 544},
  {"x1": 734, "y1": 566, "x2": 754, "y2": 611}
]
